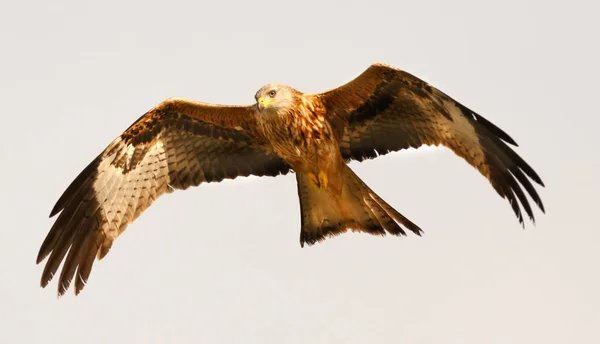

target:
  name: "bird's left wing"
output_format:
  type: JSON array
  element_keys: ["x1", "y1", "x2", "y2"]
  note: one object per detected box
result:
[
  {"x1": 318, "y1": 63, "x2": 545, "y2": 225},
  {"x1": 38, "y1": 99, "x2": 290, "y2": 296}
]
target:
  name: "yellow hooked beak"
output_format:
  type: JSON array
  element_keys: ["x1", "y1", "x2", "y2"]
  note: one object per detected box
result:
[{"x1": 257, "y1": 97, "x2": 274, "y2": 110}]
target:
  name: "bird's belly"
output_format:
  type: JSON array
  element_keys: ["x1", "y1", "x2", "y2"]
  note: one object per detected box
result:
[{"x1": 271, "y1": 136, "x2": 343, "y2": 192}]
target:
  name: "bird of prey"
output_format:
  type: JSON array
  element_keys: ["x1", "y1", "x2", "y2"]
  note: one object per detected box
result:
[{"x1": 37, "y1": 63, "x2": 545, "y2": 296}]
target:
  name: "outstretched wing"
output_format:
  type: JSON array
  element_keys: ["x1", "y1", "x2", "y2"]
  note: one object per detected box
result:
[
  {"x1": 38, "y1": 99, "x2": 291, "y2": 296},
  {"x1": 319, "y1": 63, "x2": 545, "y2": 225}
]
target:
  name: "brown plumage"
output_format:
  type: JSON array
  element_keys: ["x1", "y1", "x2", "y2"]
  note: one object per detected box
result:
[{"x1": 38, "y1": 62, "x2": 545, "y2": 296}]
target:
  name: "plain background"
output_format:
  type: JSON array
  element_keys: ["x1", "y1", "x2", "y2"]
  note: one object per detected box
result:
[{"x1": 1, "y1": 0, "x2": 598, "y2": 343}]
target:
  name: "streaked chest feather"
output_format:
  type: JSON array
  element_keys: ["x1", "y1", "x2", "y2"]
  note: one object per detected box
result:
[{"x1": 258, "y1": 97, "x2": 335, "y2": 165}]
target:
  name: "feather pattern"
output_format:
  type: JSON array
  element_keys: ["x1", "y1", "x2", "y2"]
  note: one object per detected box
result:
[
  {"x1": 318, "y1": 63, "x2": 545, "y2": 224},
  {"x1": 38, "y1": 100, "x2": 290, "y2": 295},
  {"x1": 38, "y1": 63, "x2": 545, "y2": 296}
]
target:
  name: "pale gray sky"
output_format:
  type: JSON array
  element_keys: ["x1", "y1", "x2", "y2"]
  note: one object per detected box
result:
[{"x1": 1, "y1": 0, "x2": 598, "y2": 343}]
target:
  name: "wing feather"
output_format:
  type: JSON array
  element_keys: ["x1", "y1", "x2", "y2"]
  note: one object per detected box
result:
[
  {"x1": 319, "y1": 63, "x2": 545, "y2": 224},
  {"x1": 38, "y1": 100, "x2": 290, "y2": 296}
]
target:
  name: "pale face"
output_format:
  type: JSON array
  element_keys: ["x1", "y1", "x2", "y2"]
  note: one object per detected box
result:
[{"x1": 255, "y1": 84, "x2": 297, "y2": 113}]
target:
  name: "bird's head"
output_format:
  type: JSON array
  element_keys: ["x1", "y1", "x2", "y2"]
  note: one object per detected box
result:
[{"x1": 255, "y1": 84, "x2": 300, "y2": 113}]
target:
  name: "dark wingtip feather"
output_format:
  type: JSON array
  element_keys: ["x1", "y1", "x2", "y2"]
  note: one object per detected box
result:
[
  {"x1": 484, "y1": 151, "x2": 526, "y2": 225},
  {"x1": 36, "y1": 252, "x2": 46, "y2": 265},
  {"x1": 40, "y1": 271, "x2": 54, "y2": 288},
  {"x1": 457, "y1": 102, "x2": 518, "y2": 146},
  {"x1": 49, "y1": 205, "x2": 61, "y2": 218},
  {"x1": 472, "y1": 112, "x2": 519, "y2": 146},
  {"x1": 49, "y1": 156, "x2": 102, "y2": 217},
  {"x1": 410, "y1": 224, "x2": 424, "y2": 236},
  {"x1": 56, "y1": 222, "x2": 101, "y2": 296},
  {"x1": 495, "y1": 138, "x2": 545, "y2": 187},
  {"x1": 74, "y1": 233, "x2": 102, "y2": 295},
  {"x1": 473, "y1": 113, "x2": 545, "y2": 190},
  {"x1": 74, "y1": 282, "x2": 84, "y2": 296},
  {"x1": 509, "y1": 167, "x2": 546, "y2": 214},
  {"x1": 473, "y1": 116, "x2": 545, "y2": 223},
  {"x1": 505, "y1": 172, "x2": 535, "y2": 223}
]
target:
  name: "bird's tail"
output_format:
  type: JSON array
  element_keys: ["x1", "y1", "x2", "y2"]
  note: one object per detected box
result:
[{"x1": 296, "y1": 165, "x2": 423, "y2": 247}]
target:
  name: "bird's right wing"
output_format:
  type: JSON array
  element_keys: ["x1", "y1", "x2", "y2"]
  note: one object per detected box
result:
[{"x1": 37, "y1": 99, "x2": 291, "y2": 296}]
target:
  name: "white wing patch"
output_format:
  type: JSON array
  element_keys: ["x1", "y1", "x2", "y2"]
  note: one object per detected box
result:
[
  {"x1": 91, "y1": 137, "x2": 171, "y2": 255},
  {"x1": 436, "y1": 98, "x2": 488, "y2": 176},
  {"x1": 440, "y1": 99, "x2": 480, "y2": 143}
]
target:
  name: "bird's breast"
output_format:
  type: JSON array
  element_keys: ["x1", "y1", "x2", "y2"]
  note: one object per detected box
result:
[{"x1": 259, "y1": 106, "x2": 338, "y2": 171}]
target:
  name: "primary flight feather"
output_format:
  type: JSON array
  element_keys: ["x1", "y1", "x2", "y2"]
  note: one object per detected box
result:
[{"x1": 38, "y1": 63, "x2": 545, "y2": 296}]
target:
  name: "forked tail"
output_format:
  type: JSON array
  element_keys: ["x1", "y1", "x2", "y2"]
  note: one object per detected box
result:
[{"x1": 296, "y1": 165, "x2": 423, "y2": 246}]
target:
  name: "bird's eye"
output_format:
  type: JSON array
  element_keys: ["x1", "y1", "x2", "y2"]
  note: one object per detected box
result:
[{"x1": 268, "y1": 90, "x2": 276, "y2": 97}]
